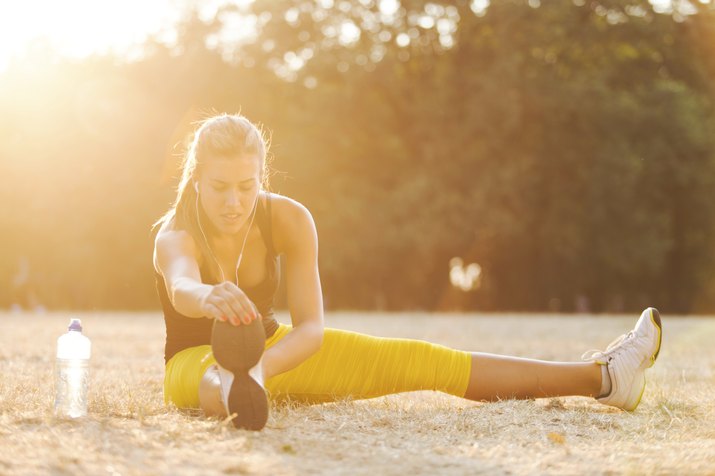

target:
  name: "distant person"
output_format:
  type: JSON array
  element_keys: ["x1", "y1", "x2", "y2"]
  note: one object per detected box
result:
[
  {"x1": 153, "y1": 114, "x2": 663, "y2": 430},
  {"x1": 10, "y1": 256, "x2": 43, "y2": 313}
]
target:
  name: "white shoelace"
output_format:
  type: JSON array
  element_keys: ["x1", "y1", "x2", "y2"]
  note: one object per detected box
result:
[{"x1": 581, "y1": 330, "x2": 636, "y2": 363}]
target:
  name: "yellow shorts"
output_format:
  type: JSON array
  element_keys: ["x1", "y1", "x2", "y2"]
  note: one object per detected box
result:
[{"x1": 164, "y1": 323, "x2": 472, "y2": 408}]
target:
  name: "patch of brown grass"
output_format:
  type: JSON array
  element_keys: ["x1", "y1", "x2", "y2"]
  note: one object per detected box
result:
[{"x1": 1, "y1": 311, "x2": 714, "y2": 475}]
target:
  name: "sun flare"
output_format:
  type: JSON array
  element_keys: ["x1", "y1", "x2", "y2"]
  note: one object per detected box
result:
[{"x1": 0, "y1": 0, "x2": 182, "y2": 70}]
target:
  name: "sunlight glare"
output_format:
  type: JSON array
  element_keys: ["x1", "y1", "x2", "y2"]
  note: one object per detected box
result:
[
  {"x1": 0, "y1": 0, "x2": 182, "y2": 71},
  {"x1": 379, "y1": 0, "x2": 400, "y2": 16},
  {"x1": 470, "y1": 0, "x2": 490, "y2": 17},
  {"x1": 339, "y1": 20, "x2": 361, "y2": 46}
]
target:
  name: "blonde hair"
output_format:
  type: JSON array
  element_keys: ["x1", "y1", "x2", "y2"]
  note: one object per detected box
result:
[{"x1": 155, "y1": 113, "x2": 271, "y2": 281}]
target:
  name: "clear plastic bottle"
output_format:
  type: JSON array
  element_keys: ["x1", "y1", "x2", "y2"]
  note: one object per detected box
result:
[{"x1": 54, "y1": 318, "x2": 91, "y2": 418}]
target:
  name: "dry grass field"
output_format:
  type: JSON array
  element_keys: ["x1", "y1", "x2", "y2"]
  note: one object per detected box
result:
[{"x1": 1, "y1": 311, "x2": 714, "y2": 475}]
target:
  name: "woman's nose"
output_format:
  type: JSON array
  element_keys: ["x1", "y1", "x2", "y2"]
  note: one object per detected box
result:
[{"x1": 225, "y1": 189, "x2": 241, "y2": 208}]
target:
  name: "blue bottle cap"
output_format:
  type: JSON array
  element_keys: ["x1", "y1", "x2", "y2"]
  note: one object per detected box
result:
[{"x1": 68, "y1": 318, "x2": 83, "y2": 332}]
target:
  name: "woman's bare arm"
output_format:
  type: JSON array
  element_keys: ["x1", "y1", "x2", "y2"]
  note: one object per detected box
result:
[
  {"x1": 261, "y1": 197, "x2": 324, "y2": 379},
  {"x1": 154, "y1": 226, "x2": 259, "y2": 325}
]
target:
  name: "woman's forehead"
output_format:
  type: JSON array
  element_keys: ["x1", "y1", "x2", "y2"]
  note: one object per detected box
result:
[{"x1": 201, "y1": 155, "x2": 261, "y2": 180}]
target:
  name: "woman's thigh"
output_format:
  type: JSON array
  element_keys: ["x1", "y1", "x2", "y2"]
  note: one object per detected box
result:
[{"x1": 265, "y1": 326, "x2": 471, "y2": 403}]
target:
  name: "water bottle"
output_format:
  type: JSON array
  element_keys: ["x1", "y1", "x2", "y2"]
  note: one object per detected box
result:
[{"x1": 54, "y1": 318, "x2": 91, "y2": 418}]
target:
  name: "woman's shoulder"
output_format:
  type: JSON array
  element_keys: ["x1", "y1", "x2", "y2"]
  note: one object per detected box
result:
[
  {"x1": 267, "y1": 193, "x2": 317, "y2": 254},
  {"x1": 155, "y1": 215, "x2": 188, "y2": 242},
  {"x1": 267, "y1": 192, "x2": 311, "y2": 218},
  {"x1": 153, "y1": 216, "x2": 200, "y2": 272}
]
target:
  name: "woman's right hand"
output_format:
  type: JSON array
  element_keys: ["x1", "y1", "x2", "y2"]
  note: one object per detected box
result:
[{"x1": 200, "y1": 282, "x2": 261, "y2": 326}]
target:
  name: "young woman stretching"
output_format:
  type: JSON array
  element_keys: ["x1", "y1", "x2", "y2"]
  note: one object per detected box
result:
[{"x1": 153, "y1": 114, "x2": 663, "y2": 430}]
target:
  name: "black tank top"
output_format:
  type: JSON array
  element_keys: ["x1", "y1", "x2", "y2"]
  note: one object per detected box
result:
[{"x1": 157, "y1": 194, "x2": 280, "y2": 364}]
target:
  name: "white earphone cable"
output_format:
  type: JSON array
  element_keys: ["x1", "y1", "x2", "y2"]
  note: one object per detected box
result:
[
  {"x1": 234, "y1": 194, "x2": 260, "y2": 285},
  {"x1": 195, "y1": 186, "x2": 261, "y2": 286}
]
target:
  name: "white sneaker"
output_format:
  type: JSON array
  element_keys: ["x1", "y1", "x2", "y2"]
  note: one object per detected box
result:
[
  {"x1": 216, "y1": 366, "x2": 233, "y2": 416},
  {"x1": 211, "y1": 319, "x2": 269, "y2": 430},
  {"x1": 582, "y1": 307, "x2": 662, "y2": 411}
]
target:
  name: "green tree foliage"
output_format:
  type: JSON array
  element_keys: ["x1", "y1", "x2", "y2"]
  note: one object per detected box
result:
[{"x1": 0, "y1": 0, "x2": 713, "y2": 313}]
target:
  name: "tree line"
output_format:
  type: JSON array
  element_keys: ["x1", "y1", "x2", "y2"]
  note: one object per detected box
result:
[{"x1": 1, "y1": 0, "x2": 714, "y2": 313}]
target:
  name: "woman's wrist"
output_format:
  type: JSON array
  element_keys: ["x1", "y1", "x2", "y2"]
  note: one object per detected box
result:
[{"x1": 171, "y1": 277, "x2": 214, "y2": 318}]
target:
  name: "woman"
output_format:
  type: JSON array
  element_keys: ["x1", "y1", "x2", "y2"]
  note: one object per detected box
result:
[{"x1": 153, "y1": 113, "x2": 662, "y2": 431}]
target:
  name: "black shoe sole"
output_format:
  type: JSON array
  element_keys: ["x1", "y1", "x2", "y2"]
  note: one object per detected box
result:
[{"x1": 211, "y1": 319, "x2": 268, "y2": 431}]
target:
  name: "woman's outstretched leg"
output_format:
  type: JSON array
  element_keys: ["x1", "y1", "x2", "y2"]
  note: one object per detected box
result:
[
  {"x1": 196, "y1": 308, "x2": 662, "y2": 416},
  {"x1": 467, "y1": 307, "x2": 662, "y2": 410}
]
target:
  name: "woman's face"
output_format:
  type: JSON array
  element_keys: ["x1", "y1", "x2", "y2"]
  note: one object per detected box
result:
[{"x1": 196, "y1": 154, "x2": 262, "y2": 236}]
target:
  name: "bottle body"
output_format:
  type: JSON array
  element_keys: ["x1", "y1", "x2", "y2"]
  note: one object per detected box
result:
[
  {"x1": 54, "y1": 357, "x2": 89, "y2": 418},
  {"x1": 54, "y1": 319, "x2": 91, "y2": 418}
]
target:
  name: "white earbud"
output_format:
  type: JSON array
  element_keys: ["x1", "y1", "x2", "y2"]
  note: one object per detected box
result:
[{"x1": 194, "y1": 181, "x2": 199, "y2": 193}]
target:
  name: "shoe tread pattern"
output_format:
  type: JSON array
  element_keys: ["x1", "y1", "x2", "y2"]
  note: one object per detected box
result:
[{"x1": 211, "y1": 319, "x2": 268, "y2": 430}]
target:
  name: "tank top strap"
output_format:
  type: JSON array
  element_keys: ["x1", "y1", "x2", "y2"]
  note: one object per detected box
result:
[{"x1": 256, "y1": 192, "x2": 276, "y2": 257}]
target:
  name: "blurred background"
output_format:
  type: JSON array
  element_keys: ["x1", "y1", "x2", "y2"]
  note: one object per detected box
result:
[{"x1": 1, "y1": 0, "x2": 714, "y2": 314}]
